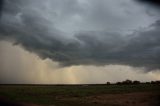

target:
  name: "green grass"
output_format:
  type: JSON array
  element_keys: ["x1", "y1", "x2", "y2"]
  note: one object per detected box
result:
[{"x1": 0, "y1": 84, "x2": 160, "y2": 106}]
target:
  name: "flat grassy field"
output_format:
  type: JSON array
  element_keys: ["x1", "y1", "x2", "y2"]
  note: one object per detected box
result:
[{"x1": 0, "y1": 84, "x2": 160, "y2": 106}]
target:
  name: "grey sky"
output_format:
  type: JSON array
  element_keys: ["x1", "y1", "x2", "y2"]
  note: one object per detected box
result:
[
  {"x1": 0, "y1": 0, "x2": 160, "y2": 70},
  {"x1": 0, "y1": 41, "x2": 159, "y2": 84}
]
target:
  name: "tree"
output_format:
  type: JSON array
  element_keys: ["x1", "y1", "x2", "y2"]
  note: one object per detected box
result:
[
  {"x1": 106, "y1": 82, "x2": 111, "y2": 85},
  {"x1": 116, "y1": 82, "x2": 122, "y2": 85},
  {"x1": 133, "y1": 80, "x2": 140, "y2": 84},
  {"x1": 122, "y1": 79, "x2": 132, "y2": 84}
]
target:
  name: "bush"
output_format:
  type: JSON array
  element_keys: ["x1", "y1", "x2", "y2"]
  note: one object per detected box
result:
[
  {"x1": 145, "y1": 82, "x2": 150, "y2": 84},
  {"x1": 122, "y1": 79, "x2": 132, "y2": 85},
  {"x1": 151, "y1": 81, "x2": 160, "y2": 84},
  {"x1": 116, "y1": 82, "x2": 122, "y2": 85},
  {"x1": 106, "y1": 82, "x2": 111, "y2": 85},
  {"x1": 133, "y1": 80, "x2": 140, "y2": 84}
]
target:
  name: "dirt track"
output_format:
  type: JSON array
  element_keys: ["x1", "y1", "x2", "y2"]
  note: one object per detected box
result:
[
  {"x1": 0, "y1": 96, "x2": 42, "y2": 106},
  {"x1": 51, "y1": 92, "x2": 160, "y2": 106},
  {"x1": 0, "y1": 92, "x2": 160, "y2": 106},
  {"x1": 84, "y1": 92, "x2": 160, "y2": 106}
]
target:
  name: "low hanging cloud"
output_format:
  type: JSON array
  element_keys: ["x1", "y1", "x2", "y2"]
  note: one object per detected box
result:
[
  {"x1": 0, "y1": 41, "x2": 159, "y2": 84},
  {"x1": 0, "y1": 0, "x2": 4, "y2": 17},
  {"x1": 136, "y1": 0, "x2": 160, "y2": 7},
  {"x1": 0, "y1": 0, "x2": 160, "y2": 71}
]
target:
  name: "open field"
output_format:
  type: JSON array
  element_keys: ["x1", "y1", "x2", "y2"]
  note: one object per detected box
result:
[{"x1": 0, "y1": 84, "x2": 160, "y2": 106}]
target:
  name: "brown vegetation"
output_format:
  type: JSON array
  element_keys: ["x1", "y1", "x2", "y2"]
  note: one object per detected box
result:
[{"x1": 106, "y1": 80, "x2": 160, "y2": 85}]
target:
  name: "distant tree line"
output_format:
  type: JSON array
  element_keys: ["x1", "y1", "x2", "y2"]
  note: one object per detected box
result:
[{"x1": 106, "y1": 79, "x2": 160, "y2": 85}]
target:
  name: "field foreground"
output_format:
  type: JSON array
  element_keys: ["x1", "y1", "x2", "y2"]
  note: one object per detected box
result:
[{"x1": 0, "y1": 84, "x2": 160, "y2": 106}]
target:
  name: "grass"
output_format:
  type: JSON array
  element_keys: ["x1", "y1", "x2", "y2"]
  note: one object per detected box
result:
[{"x1": 0, "y1": 84, "x2": 160, "y2": 106}]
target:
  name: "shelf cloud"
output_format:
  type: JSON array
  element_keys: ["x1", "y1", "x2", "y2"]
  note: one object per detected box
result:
[
  {"x1": 0, "y1": 0, "x2": 160, "y2": 71},
  {"x1": 136, "y1": 0, "x2": 160, "y2": 7},
  {"x1": 0, "y1": 0, "x2": 4, "y2": 17}
]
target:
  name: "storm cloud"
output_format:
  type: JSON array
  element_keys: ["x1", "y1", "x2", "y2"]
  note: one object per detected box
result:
[
  {"x1": 0, "y1": 0, "x2": 4, "y2": 16},
  {"x1": 136, "y1": 0, "x2": 160, "y2": 7},
  {"x1": 0, "y1": 0, "x2": 160, "y2": 70}
]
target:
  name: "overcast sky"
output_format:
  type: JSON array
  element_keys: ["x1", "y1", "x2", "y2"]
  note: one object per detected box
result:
[{"x1": 0, "y1": 0, "x2": 160, "y2": 84}]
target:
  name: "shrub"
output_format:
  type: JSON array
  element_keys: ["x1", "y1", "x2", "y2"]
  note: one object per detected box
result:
[
  {"x1": 133, "y1": 80, "x2": 140, "y2": 84},
  {"x1": 106, "y1": 82, "x2": 111, "y2": 85},
  {"x1": 122, "y1": 79, "x2": 132, "y2": 85}
]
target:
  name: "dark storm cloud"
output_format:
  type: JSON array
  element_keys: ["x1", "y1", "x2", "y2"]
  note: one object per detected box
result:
[
  {"x1": 74, "y1": 22, "x2": 160, "y2": 70},
  {"x1": 0, "y1": 0, "x2": 4, "y2": 16},
  {"x1": 119, "y1": 21, "x2": 160, "y2": 69},
  {"x1": 0, "y1": 0, "x2": 160, "y2": 71},
  {"x1": 136, "y1": 0, "x2": 160, "y2": 7}
]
